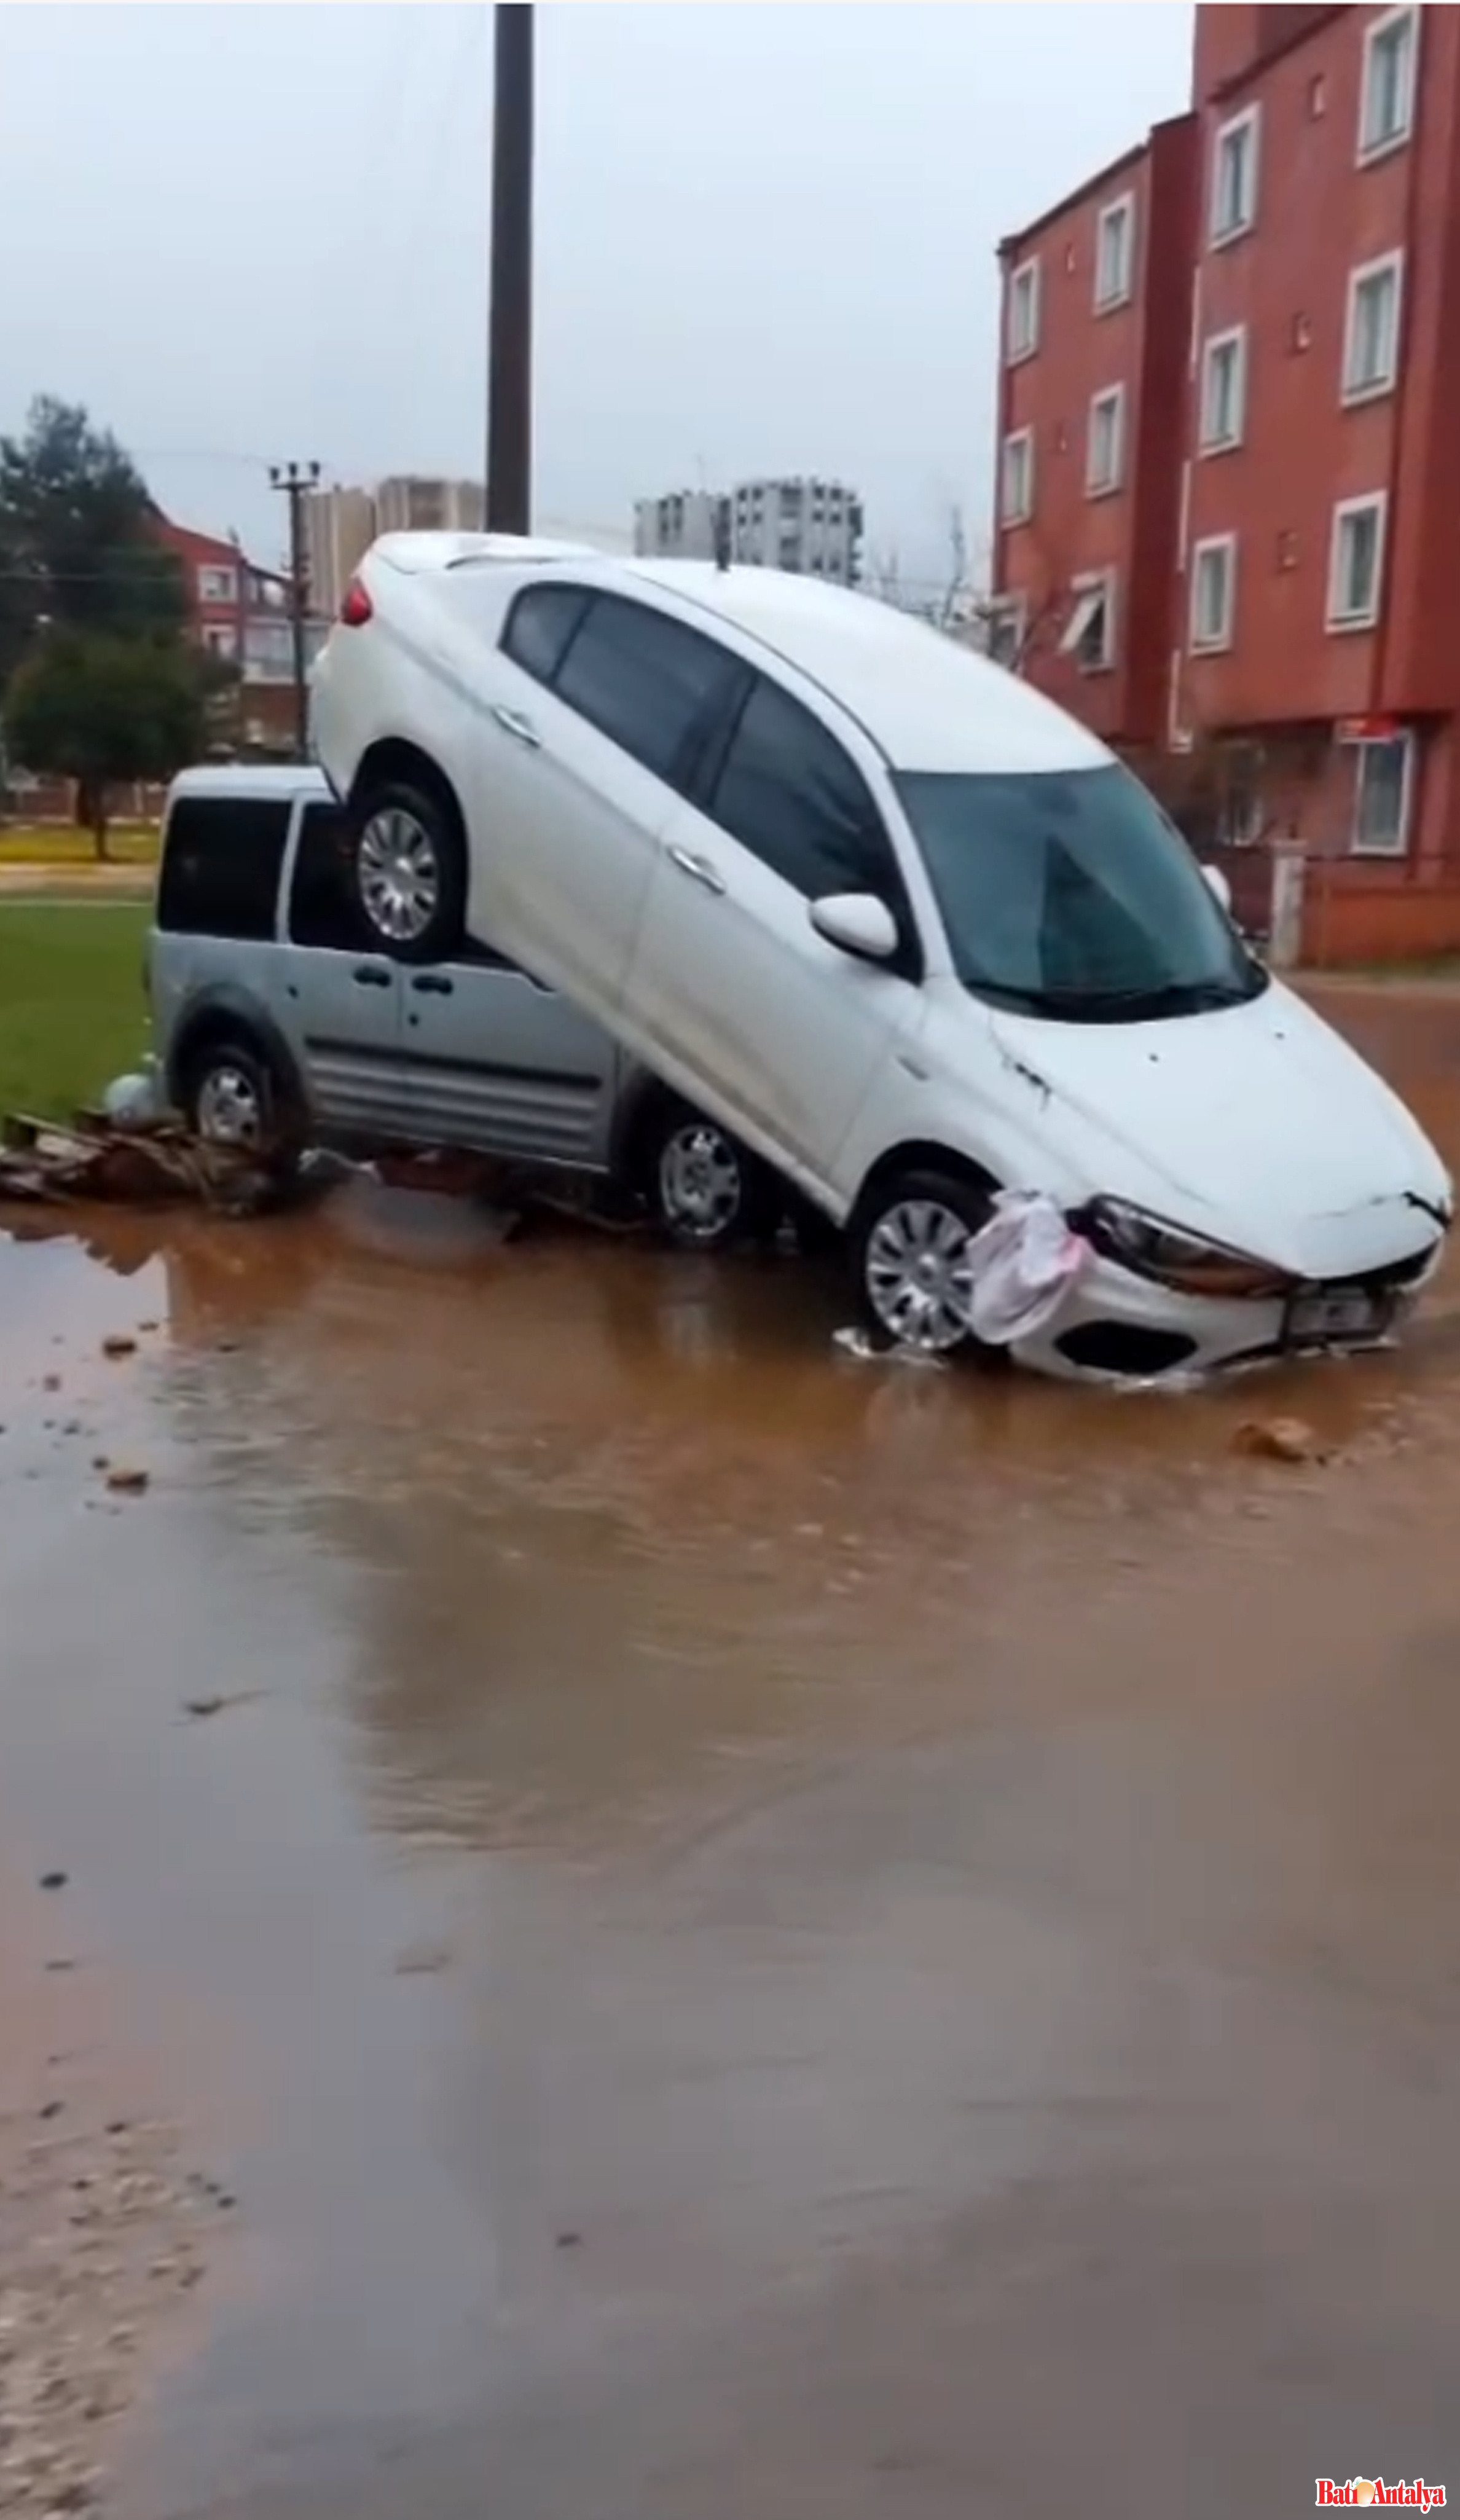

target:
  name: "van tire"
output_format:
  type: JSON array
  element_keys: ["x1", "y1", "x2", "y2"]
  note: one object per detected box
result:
[
  {"x1": 639, "y1": 1100, "x2": 783, "y2": 1252},
  {"x1": 181, "y1": 1037, "x2": 289, "y2": 1155},
  {"x1": 348, "y1": 776, "x2": 467, "y2": 965},
  {"x1": 849, "y1": 1166, "x2": 995, "y2": 1356}
]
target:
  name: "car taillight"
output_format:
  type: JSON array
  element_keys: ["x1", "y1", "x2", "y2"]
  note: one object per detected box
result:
[{"x1": 340, "y1": 578, "x2": 373, "y2": 627}]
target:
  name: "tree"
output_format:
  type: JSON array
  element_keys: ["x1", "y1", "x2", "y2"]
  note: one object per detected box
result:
[
  {"x1": 0, "y1": 397, "x2": 186, "y2": 689},
  {"x1": 2, "y1": 632, "x2": 211, "y2": 857}
]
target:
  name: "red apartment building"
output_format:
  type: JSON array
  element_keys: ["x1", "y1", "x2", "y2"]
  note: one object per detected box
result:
[
  {"x1": 151, "y1": 512, "x2": 313, "y2": 754},
  {"x1": 993, "y1": 3, "x2": 1460, "y2": 964}
]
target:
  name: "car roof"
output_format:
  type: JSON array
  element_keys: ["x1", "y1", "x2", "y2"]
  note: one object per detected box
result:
[
  {"x1": 167, "y1": 762, "x2": 331, "y2": 802},
  {"x1": 618, "y1": 561, "x2": 1110, "y2": 778}
]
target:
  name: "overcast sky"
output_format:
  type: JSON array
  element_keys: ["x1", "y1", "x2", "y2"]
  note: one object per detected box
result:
[{"x1": 0, "y1": 3, "x2": 1193, "y2": 591}]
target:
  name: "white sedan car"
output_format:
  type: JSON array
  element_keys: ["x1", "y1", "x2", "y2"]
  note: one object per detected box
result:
[{"x1": 312, "y1": 533, "x2": 1450, "y2": 1380}]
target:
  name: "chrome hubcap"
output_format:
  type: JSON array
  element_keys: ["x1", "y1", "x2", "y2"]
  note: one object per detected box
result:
[
  {"x1": 358, "y1": 809, "x2": 440, "y2": 943},
  {"x1": 865, "y1": 1199, "x2": 976, "y2": 1351},
  {"x1": 659, "y1": 1125, "x2": 742, "y2": 1241},
  {"x1": 195, "y1": 1066, "x2": 262, "y2": 1147}
]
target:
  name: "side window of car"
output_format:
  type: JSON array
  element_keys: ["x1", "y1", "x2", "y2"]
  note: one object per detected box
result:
[
  {"x1": 157, "y1": 798, "x2": 291, "y2": 941},
  {"x1": 547, "y1": 595, "x2": 745, "y2": 788},
  {"x1": 501, "y1": 583, "x2": 593, "y2": 689},
  {"x1": 705, "y1": 678, "x2": 894, "y2": 903},
  {"x1": 288, "y1": 802, "x2": 374, "y2": 950}
]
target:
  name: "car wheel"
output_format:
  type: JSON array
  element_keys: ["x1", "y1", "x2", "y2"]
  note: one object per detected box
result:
[
  {"x1": 182, "y1": 1039, "x2": 283, "y2": 1152},
  {"x1": 851, "y1": 1168, "x2": 995, "y2": 1356},
  {"x1": 642, "y1": 1101, "x2": 782, "y2": 1252},
  {"x1": 349, "y1": 777, "x2": 466, "y2": 964}
]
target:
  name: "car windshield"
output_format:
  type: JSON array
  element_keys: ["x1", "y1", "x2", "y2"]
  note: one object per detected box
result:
[{"x1": 894, "y1": 763, "x2": 1266, "y2": 1023}]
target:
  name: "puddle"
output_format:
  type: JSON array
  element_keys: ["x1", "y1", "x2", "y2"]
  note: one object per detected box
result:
[{"x1": 2, "y1": 985, "x2": 1460, "y2": 2518}]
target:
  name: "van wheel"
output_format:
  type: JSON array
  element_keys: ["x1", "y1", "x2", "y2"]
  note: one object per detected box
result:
[
  {"x1": 641, "y1": 1101, "x2": 782, "y2": 1252},
  {"x1": 182, "y1": 1038, "x2": 284, "y2": 1153},
  {"x1": 349, "y1": 777, "x2": 466, "y2": 965},
  {"x1": 850, "y1": 1168, "x2": 995, "y2": 1356}
]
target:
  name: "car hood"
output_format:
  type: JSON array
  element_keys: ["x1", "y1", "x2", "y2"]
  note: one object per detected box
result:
[{"x1": 978, "y1": 980, "x2": 1450, "y2": 1276}]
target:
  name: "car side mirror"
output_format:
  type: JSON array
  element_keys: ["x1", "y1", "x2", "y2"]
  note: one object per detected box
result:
[
  {"x1": 809, "y1": 893, "x2": 899, "y2": 964},
  {"x1": 1201, "y1": 863, "x2": 1233, "y2": 915}
]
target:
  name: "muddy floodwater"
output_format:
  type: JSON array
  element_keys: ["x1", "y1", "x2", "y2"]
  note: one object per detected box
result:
[{"x1": 4, "y1": 984, "x2": 1460, "y2": 2518}]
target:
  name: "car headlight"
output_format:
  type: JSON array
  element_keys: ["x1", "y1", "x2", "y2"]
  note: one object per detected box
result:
[{"x1": 1074, "y1": 1197, "x2": 1295, "y2": 1300}]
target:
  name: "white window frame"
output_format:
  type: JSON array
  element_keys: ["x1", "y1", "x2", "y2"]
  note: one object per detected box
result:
[
  {"x1": 1094, "y1": 192, "x2": 1136, "y2": 313},
  {"x1": 197, "y1": 564, "x2": 237, "y2": 606},
  {"x1": 983, "y1": 595, "x2": 1027, "y2": 672},
  {"x1": 1085, "y1": 384, "x2": 1126, "y2": 497},
  {"x1": 1000, "y1": 427, "x2": 1035, "y2": 527},
  {"x1": 1190, "y1": 533, "x2": 1238, "y2": 653},
  {"x1": 1059, "y1": 569, "x2": 1117, "y2": 675},
  {"x1": 1210, "y1": 103, "x2": 1261, "y2": 247},
  {"x1": 1327, "y1": 491, "x2": 1388, "y2": 632},
  {"x1": 1198, "y1": 325, "x2": 1249, "y2": 453},
  {"x1": 199, "y1": 622, "x2": 238, "y2": 659},
  {"x1": 1341, "y1": 249, "x2": 1405, "y2": 404},
  {"x1": 1349, "y1": 731, "x2": 1414, "y2": 857},
  {"x1": 1358, "y1": 5, "x2": 1419, "y2": 166},
  {"x1": 1007, "y1": 257, "x2": 1041, "y2": 364}
]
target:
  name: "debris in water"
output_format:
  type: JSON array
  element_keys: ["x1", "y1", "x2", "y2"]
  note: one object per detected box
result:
[
  {"x1": 1234, "y1": 1416, "x2": 1326, "y2": 1466},
  {"x1": 100, "y1": 1337, "x2": 136, "y2": 1362},
  {"x1": 39, "y1": 1874, "x2": 68, "y2": 1893},
  {"x1": 103, "y1": 1468, "x2": 150, "y2": 1497}
]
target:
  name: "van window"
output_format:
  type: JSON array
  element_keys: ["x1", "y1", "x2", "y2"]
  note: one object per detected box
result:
[
  {"x1": 157, "y1": 796, "x2": 291, "y2": 940},
  {"x1": 549, "y1": 595, "x2": 744, "y2": 788},
  {"x1": 707, "y1": 677, "x2": 892, "y2": 900},
  {"x1": 287, "y1": 801, "x2": 371, "y2": 950}
]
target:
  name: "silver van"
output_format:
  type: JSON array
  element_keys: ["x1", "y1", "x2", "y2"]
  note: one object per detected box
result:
[{"x1": 147, "y1": 764, "x2": 781, "y2": 1247}]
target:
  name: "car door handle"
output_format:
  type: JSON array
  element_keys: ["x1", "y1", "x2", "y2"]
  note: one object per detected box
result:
[
  {"x1": 411, "y1": 974, "x2": 454, "y2": 997},
  {"x1": 667, "y1": 844, "x2": 726, "y2": 897},
  {"x1": 492, "y1": 703, "x2": 541, "y2": 749},
  {"x1": 353, "y1": 965, "x2": 393, "y2": 988}
]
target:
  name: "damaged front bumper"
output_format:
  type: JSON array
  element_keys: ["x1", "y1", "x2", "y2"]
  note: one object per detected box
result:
[{"x1": 1010, "y1": 1227, "x2": 1445, "y2": 1386}]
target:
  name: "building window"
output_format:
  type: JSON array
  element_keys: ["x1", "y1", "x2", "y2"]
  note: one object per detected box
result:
[
  {"x1": 1085, "y1": 386, "x2": 1125, "y2": 496},
  {"x1": 1094, "y1": 194, "x2": 1136, "y2": 312},
  {"x1": 1059, "y1": 572, "x2": 1115, "y2": 673},
  {"x1": 1327, "y1": 493, "x2": 1387, "y2": 631},
  {"x1": 1210, "y1": 104, "x2": 1260, "y2": 246},
  {"x1": 1000, "y1": 429, "x2": 1035, "y2": 527},
  {"x1": 1342, "y1": 251, "x2": 1403, "y2": 401},
  {"x1": 1359, "y1": 6, "x2": 1419, "y2": 163},
  {"x1": 1351, "y1": 732, "x2": 1413, "y2": 855},
  {"x1": 1199, "y1": 327, "x2": 1248, "y2": 451},
  {"x1": 1190, "y1": 535, "x2": 1237, "y2": 653},
  {"x1": 983, "y1": 598, "x2": 1027, "y2": 672},
  {"x1": 1007, "y1": 258, "x2": 1040, "y2": 363},
  {"x1": 200, "y1": 622, "x2": 238, "y2": 659},
  {"x1": 197, "y1": 563, "x2": 238, "y2": 606}
]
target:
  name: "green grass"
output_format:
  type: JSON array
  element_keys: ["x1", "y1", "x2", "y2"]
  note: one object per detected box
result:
[
  {"x1": 0, "y1": 825, "x2": 159, "y2": 866},
  {"x1": 0, "y1": 903, "x2": 151, "y2": 1120}
]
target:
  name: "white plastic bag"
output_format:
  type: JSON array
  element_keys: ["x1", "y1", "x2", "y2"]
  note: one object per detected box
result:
[{"x1": 964, "y1": 1191, "x2": 1091, "y2": 1347}]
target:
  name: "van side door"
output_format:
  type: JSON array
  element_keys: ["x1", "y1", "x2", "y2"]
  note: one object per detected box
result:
[
  {"x1": 397, "y1": 938, "x2": 619, "y2": 1169},
  {"x1": 280, "y1": 799, "x2": 407, "y2": 1142}
]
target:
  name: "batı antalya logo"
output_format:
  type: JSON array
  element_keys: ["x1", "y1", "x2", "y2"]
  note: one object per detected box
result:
[{"x1": 1314, "y1": 2484, "x2": 1446, "y2": 2510}]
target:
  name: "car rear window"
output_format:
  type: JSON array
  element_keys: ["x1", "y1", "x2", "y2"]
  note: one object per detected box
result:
[
  {"x1": 502, "y1": 583, "x2": 592, "y2": 685},
  {"x1": 512, "y1": 591, "x2": 744, "y2": 790},
  {"x1": 157, "y1": 796, "x2": 291, "y2": 941}
]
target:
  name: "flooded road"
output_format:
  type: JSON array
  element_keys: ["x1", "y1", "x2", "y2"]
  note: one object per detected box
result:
[{"x1": 4, "y1": 985, "x2": 1460, "y2": 2517}]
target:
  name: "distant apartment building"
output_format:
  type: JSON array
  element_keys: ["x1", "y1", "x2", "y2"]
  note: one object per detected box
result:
[
  {"x1": 307, "y1": 477, "x2": 634, "y2": 617},
  {"x1": 992, "y1": 3, "x2": 1460, "y2": 962},
  {"x1": 634, "y1": 477, "x2": 866, "y2": 584}
]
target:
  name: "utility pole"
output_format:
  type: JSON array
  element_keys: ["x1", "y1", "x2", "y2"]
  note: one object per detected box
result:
[
  {"x1": 486, "y1": 3, "x2": 534, "y2": 533},
  {"x1": 270, "y1": 459, "x2": 321, "y2": 758}
]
